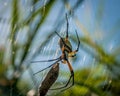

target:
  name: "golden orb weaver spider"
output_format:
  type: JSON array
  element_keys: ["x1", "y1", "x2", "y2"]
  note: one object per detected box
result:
[{"x1": 31, "y1": 13, "x2": 80, "y2": 91}]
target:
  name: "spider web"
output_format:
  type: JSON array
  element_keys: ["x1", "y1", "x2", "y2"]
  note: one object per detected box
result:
[
  {"x1": 1, "y1": 0, "x2": 119, "y2": 96},
  {"x1": 28, "y1": 21, "x2": 68, "y2": 96}
]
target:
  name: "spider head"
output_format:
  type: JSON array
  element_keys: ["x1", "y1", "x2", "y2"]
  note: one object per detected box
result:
[{"x1": 68, "y1": 51, "x2": 76, "y2": 57}]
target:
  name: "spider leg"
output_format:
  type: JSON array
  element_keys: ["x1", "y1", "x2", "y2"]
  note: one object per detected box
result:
[
  {"x1": 73, "y1": 30, "x2": 80, "y2": 54},
  {"x1": 50, "y1": 71, "x2": 74, "y2": 90},
  {"x1": 31, "y1": 57, "x2": 61, "y2": 63},
  {"x1": 66, "y1": 13, "x2": 69, "y2": 39},
  {"x1": 61, "y1": 71, "x2": 74, "y2": 92},
  {"x1": 67, "y1": 30, "x2": 80, "y2": 57},
  {"x1": 75, "y1": 30, "x2": 80, "y2": 52},
  {"x1": 50, "y1": 60, "x2": 74, "y2": 90},
  {"x1": 33, "y1": 58, "x2": 61, "y2": 75}
]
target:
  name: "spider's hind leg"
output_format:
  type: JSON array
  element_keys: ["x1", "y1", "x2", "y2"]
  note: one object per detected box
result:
[
  {"x1": 50, "y1": 60, "x2": 74, "y2": 91},
  {"x1": 66, "y1": 13, "x2": 69, "y2": 39},
  {"x1": 50, "y1": 69, "x2": 74, "y2": 91}
]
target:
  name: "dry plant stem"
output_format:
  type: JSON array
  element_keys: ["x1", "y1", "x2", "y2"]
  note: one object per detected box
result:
[{"x1": 38, "y1": 63, "x2": 59, "y2": 96}]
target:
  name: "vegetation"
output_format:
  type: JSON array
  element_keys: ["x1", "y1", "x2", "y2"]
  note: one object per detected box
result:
[{"x1": 0, "y1": 0, "x2": 120, "y2": 96}]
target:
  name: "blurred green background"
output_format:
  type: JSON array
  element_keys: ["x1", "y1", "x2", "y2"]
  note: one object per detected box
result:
[{"x1": 0, "y1": 0, "x2": 120, "y2": 96}]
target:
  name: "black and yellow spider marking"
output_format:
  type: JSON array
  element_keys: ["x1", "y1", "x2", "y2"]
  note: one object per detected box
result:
[{"x1": 31, "y1": 13, "x2": 80, "y2": 91}]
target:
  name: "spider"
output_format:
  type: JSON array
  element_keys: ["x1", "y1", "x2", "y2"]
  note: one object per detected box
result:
[{"x1": 31, "y1": 13, "x2": 80, "y2": 91}]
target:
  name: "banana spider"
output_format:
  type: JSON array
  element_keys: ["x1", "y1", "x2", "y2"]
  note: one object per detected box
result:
[{"x1": 31, "y1": 14, "x2": 80, "y2": 91}]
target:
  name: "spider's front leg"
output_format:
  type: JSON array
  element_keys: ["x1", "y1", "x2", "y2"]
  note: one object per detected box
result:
[
  {"x1": 68, "y1": 30, "x2": 80, "y2": 57},
  {"x1": 66, "y1": 13, "x2": 69, "y2": 39},
  {"x1": 74, "y1": 30, "x2": 80, "y2": 52}
]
